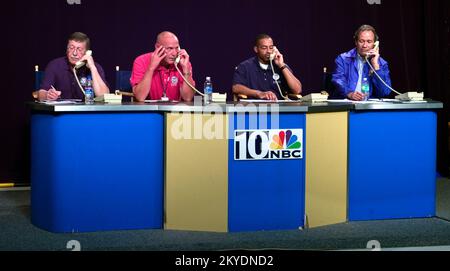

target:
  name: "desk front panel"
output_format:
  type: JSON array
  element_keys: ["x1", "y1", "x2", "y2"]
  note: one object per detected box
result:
[
  {"x1": 228, "y1": 112, "x2": 306, "y2": 232},
  {"x1": 31, "y1": 112, "x2": 164, "y2": 232},
  {"x1": 348, "y1": 111, "x2": 437, "y2": 220}
]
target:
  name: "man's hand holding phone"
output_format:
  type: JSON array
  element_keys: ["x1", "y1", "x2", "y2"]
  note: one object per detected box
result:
[
  {"x1": 177, "y1": 48, "x2": 191, "y2": 71},
  {"x1": 366, "y1": 41, "x2": 380, "y2": 69}
]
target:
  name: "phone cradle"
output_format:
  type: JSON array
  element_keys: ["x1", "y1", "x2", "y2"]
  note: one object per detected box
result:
[
  {"x1": 212, "y1": 93, "x2": 227, "y2": 103},
  {"x1": 94, "y1": 93, "x2": 122, "y2": 104},
  {"x1": 395, "y1": 92, "x2": 424, "y2": 101},
  {"x1": 301, "y1": 93, "x2": 329, "y2": 103}
]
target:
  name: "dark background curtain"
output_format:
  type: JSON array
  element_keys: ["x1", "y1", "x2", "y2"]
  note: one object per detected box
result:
[{"x1": 0, "y1": 0, "x2": 448, "y2": 183}]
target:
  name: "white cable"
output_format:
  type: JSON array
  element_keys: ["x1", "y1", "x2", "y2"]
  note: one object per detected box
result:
[
  {"x1": 174, "y1": 60, "x2": 204, "y2": 97},
  {"x1": 269, "y1": 58, "x2": 289, "y2": 100},
  {"x1": 365, "y1": 58, "x2": 402, "y2": 95},
  {"x1": 73, "y1": 67, "x2": 86, "y2": 96}
]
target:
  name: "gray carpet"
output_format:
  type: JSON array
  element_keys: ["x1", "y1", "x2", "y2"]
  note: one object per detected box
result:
[
  {"x1": 437, "y1": 177, "x2": 450, "y2": 220},
  {"x1": 1, "y1": 181, "x2": 450, "y2": 251}
]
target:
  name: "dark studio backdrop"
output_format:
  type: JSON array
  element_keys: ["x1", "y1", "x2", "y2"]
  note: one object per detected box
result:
[{"x1": 0, "y1": 0, "x2": 448, "y2": 184}]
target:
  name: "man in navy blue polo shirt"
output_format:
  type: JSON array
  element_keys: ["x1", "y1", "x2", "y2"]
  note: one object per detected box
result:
[
  {"x1": 36, "y1": 32, "x2": 109, "y2": 101},
  {"x1": 232, "y1": 34, "x2": 302, "y2": 101}
]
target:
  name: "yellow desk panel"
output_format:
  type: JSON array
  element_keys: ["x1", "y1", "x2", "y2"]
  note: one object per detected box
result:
[
  {"x1": 165, "y1": 112, "x2": 228, "y2": 232},
  {"x1": 305, "y1": 112, "x2": 348, "y2": 228}
]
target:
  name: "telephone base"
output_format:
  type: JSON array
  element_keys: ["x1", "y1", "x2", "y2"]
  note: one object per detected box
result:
[
  {"x1": 212, "y1": 93, "x2": 227, "y2": 103},
  {"x1": 94, "y1": 93, "x2": 122, "y2": 103},
  {"x1": 301, "y1": 93, "x2": 329, "y2": 103},
  {"x1": 160, "y1": 96, "x2": 170, "y2": 102},
  {"x1": 395, "y1": 92, "x2": 424, "y2": 101}
]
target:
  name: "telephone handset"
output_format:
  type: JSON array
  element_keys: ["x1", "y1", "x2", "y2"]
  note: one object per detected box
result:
[
  {"x1": 269, "y1": 46, "x2": 278, "y2": 61},
  {"x1": 174, "y1": 47, "x2": 182, "y2": 64},
  {"x1": 366, "y1": 41, "x2": 379, "y2": 60},
  {"x1": 374, "y1": 41, "x2": 380, "y2": 50},
  {"x1": 75, "y1": 50, "x2": 92, "y2": 69}
]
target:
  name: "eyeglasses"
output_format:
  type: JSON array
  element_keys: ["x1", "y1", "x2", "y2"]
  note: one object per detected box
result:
[{"x1": 67, "y1": 46, "x2": 86, "y2": 54}]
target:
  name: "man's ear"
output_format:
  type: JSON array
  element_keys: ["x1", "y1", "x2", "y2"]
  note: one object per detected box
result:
[{"x1": 253, "y1": 46, "x2": 258, "y2": 54}]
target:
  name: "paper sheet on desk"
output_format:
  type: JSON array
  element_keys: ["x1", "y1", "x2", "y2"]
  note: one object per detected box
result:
[
  {"x1": 239, "y1": 99, "x2": 298, "y2": 103},
  {"x1": 36, "y1": 99, "x2": 81, "y2": 105},
  {"x1": 327, "y1": 99, "x2": 382, "y2": 104},
  {"x1": 144, "y1": 100, "x2": 178, "y2": 103},
  {"x1": 326, "y1": 99, "x2": 353, "y2": 103}
]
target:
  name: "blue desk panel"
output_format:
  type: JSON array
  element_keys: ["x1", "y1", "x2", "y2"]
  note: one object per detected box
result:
[
  {"x1": 228, "y1": 113, "x2": 305, "y2": 231},
  {"x1": 348, "y1": 111, "x2": 436, "y2": 221},
  {"x1": 31, "y1": 113, "x2": 164, "y2": 232}
]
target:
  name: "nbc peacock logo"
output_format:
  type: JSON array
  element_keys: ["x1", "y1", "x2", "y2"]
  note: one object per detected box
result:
[
  {"x1": 269, "y1": 130, "x2": 301, "y2": 150},
  {"x1": 234, "y1": 129, "x2": 303, "y2": 160}
]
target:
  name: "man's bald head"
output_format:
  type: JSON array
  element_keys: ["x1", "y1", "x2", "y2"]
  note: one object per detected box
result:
[
  {"x1": 156, "y1": 31, "x2": 178, "y2": 44},
  {"x1": 154, "y1": 31, "x2": 181, "y2": 66}
]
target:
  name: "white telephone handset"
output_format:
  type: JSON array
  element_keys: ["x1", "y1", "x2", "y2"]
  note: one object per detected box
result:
[
  {"x1": 374, "y1": 41, "x2": 380, "y2": 51},
  {"x1": 174, "y1": 47, "x2": 181, "y2": 64},
  {"x1": 366, "y1": 41, "x2": 379, "y2": 60},
  {"x1": 75, "y1": 50, "x2": 92, "y2": 69},
  {"x1": 269, "y1": 46, "x2": 278, "y2": 61}
]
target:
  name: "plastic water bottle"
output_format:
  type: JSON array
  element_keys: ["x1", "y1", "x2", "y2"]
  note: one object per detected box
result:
[
  {"x1": 361, "y1": 77, "x2": 369, "y2": 101},
  {"x1": 84, "y1": 75, "x2": 94, "y2": 104},
  {"x1": 203, "y1": 76, "x2": 213, "y2": 104}
]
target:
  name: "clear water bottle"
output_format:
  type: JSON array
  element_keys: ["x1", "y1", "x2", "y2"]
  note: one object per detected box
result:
[
  {"x1": 203, "y1": 76, "x2": 213, "y2": 104},
  {"x1": 361, "y1": 77, "x2": 369, "y2": 101},
  {"x1": 84, "y1": 75, "x2": 94, "y2": 104}
]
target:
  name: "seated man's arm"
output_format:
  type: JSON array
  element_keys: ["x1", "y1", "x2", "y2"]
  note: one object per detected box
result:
[
  {"x1": 36, "y1": 64, "x2": 60, "y2": 101},
  {"x1": 232, "y1": 84, "x2": 277, "y2": 100},
  {"x1": 178, "y1": 50, "x2": 195, "y2": 102},
  {"x1": 232, "y1": 64, "x2": 277, "y2": 100},
  {"x1": 371, "y1": 61, "x2": 392, "y2": 98},
  {"x1": 180, "y1": 71, "x2": 195, "y2": 102},
  {"x1": 131, "y1": 56, "x2": 154, "y2": 102},
  {"x1": 331, "y1": 56, "x2": 350, "y2": 99},
  {"x1": 89, "y1": 63, "x2": 110, "y2": 97},
  {"x1": 281, "y1": 66, "x2": 302, "y2": 95}
]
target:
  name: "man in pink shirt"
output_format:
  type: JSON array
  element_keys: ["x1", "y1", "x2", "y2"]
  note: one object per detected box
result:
[{"x1": 131, "y1": 31, "x2": 196, "y2": 102}]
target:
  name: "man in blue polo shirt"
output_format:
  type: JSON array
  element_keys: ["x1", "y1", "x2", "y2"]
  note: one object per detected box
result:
[
  {"x1": 331, "y1": 25, "x2": 392, "y2": 100},
  {"x1": 232, "y1": 34, "x2": 302, "y2": 101},
  {"x1": 36, "y1": 32, "x2": 109, "y2": 101}
]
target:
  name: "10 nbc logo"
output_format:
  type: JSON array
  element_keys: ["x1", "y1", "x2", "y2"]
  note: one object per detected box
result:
[{"x1": 234, "y1": 129, "x2": 303, "y2": 160}]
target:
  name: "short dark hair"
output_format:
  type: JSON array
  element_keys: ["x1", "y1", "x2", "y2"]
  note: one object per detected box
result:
[
  {"x1": 353, "y1": 25, "x2": 379, "y2": 42},
  {"x1": 68, "y1": 32, "x2": 91, "y2": 50},
  {"x1": 255, "y1": 34, "x2": 272, "y2": 46}
]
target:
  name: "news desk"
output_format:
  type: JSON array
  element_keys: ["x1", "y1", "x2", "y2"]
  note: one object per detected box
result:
[{"x1": 29, "y1": 99, "x2": 442, "y2": 233}]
